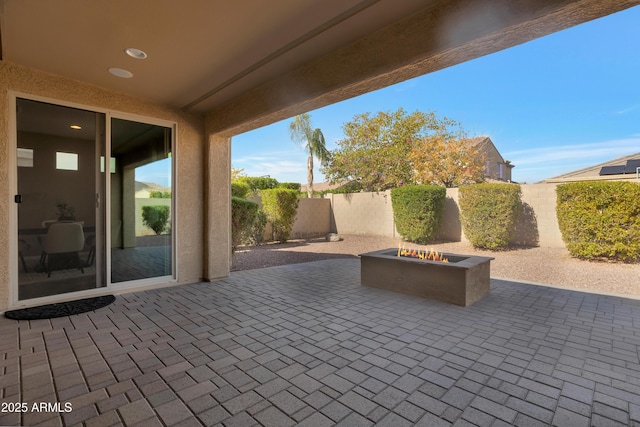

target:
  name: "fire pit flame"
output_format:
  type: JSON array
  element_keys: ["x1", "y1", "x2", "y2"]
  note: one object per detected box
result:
[{"x1": 397, "y1": 243, "x2": 449, "y2": 263}]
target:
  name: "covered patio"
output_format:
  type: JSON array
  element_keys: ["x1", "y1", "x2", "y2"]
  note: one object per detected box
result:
[
  {"x1": 2, "y1": 2, "x2": 640, "y2": 426},
  {"x1": 2, "y1": 259, "x2": 638, "y2": 426}
]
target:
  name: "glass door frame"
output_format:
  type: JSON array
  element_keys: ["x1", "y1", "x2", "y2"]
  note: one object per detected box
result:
[
  {"x1": 8, "y1": 92, "x2": 178, "y2": 309},
  {"x1": 107, "y1": 112, "x2": 177, "y2": 291}
]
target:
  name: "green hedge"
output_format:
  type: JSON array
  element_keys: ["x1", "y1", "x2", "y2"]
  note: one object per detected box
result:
[
  {"x1": 231, "y1": 197, "x2": 258, "y2": 253},
  {"x1": 260, "y1": 188, "x2": 299, "y2": 243},
  {"x1": 231, "y1": 181, "x2": 251, "y2": 198},
  {"x1": 141, "y1": 205, "x2": 170, "y2": 235},
  {"x1": 244, "y1": 210, "x2": 267, "y2": 246},
  {"x1": 279, "y1": 182, "x2": 301, "y2": 191},
  {"x1": 149, "y1": 191, "x2": 171, "y2": 198},
  {"x1": 556, "y1": 181, "x2": 640, "y2": 262},
  {"x1": 458, "y1": 183, "x2": 521, "y2": 249},
  {"x1": 391, "y1": 185, "x2": 445, "y2": 243},
  {"x1": 235, "y1": 176, "x2": 279, "y2": 191}
]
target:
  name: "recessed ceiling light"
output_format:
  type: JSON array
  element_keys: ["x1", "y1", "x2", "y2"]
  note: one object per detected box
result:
[
  {"x1": 125, "y1": 47, "x2": 148, "y2": 59},
  {"x1": 70, "y1": 125, "x2": 82, "y2": 130},
  {"x1": 109, "y1": 68, "x2": 133, "y2": 78}
]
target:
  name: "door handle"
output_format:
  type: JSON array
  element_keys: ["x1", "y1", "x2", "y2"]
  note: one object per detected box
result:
[{"x1": 15, "y1": 195, "x2": 22, "y2": 203}]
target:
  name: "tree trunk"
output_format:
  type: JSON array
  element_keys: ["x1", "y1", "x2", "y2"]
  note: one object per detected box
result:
[{"x1": 307, "y1": 155, "x2": 314, "y2": 198}]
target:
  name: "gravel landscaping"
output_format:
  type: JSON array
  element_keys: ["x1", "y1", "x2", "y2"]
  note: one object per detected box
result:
[{"x1": 232, "y1": 234, "x2": 640, "y2": 299}]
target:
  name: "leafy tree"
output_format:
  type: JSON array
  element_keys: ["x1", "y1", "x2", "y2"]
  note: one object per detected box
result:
[
  {"x1": 231, "y1": 167, "x2": 246, "y2": 181},
  {"x1": 410, "y1": 135, "x2": 486, "y2": 188},
  {"x1": 323, "y1": 108, "x2": 459, "y2": 192},
  {"x1": 289, "y1": 113, "x2": 330, "y2": 198}
]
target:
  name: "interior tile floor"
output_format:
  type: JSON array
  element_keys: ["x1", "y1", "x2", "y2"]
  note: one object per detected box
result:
[
  {"x1": 1, "y1": 259, "x2": 639, "y2": 426},
  {"x1": 18, "y1": 243, "x2": 171, "y2": 300}
]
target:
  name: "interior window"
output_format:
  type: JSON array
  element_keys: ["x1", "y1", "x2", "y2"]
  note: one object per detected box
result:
[
  {"x1": 56, "y1": 152, "x2": 78, "y2": 171},
  {"x1": 17, "y1": 148, "x2": 34, "y2": 167}
]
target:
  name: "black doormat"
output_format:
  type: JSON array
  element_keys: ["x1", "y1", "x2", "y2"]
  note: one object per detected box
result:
[{"x1": 4, "y1": 295, "x2": 116, "y2": 320}]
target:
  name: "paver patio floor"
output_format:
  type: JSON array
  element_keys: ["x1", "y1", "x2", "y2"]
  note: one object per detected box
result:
[{"x1": 1, "y1": 259, "x2": 639, "y2": 426}]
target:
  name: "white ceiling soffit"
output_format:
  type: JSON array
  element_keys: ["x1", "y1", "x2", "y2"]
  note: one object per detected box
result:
[{"x1": 0, "y1": 0, "x2": 432, "y2": 113}]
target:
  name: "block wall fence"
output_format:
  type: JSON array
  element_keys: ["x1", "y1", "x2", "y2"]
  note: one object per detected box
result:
[{"x1": 289, "y1": 183, "x2": 566, "y2": 248}]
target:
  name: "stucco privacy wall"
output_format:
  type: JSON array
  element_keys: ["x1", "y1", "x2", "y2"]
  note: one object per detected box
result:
[
  {"x1": 323, "y1": 184, "x2": 565, "y2": 247},
  {"x1": 0, "y1": 61, "x2": 207, "y2": 310},
  {"x1": 327, "y1": 191, "x2": 397, "y2": 237},
  {"x1": 291, "y1": 198, "x2": 331, "y2": 239},
  {"x1": 513, "y1": 184, "x2": 564, "y2": 247}
]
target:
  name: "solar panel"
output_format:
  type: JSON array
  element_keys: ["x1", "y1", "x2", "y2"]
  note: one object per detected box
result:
[
  {"x1": 624, "y1": 159, "x2": 640, "y2": 174},
  {"x1": 599, "y1": 166, "x2": 626, "y2": 175}
]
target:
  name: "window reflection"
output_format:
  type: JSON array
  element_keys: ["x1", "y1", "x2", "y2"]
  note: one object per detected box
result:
[
  {"x1": 110, "y1": 118, "x2": 173, "y2": 283},
  {"x1": 16, "y1": 98, "x2": 105, "y2": 300}
]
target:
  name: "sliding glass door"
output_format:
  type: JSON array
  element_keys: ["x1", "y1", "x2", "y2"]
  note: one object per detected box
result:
[
  {"x1": 110, "y1": 117, "x2": 173, "y2": 283},
  {"x1": 14, "y1": 97, "x2": 175, "y2": 303},
  {"x1": 15, "y1": 98, "x2": 106, "y2": 300}
]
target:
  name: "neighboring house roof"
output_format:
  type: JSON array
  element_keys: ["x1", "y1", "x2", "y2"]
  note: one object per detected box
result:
[
  {"x1": 466, "y1": 136, "x2": 496, "y2": 153},
  {"x1": 465, "y1": 136, "x2": 512, "y2": 166},
  {"x1": 301, "y1": 181, "x2": 345, "y2": 193},
  {"x1": 545, "y1": 152, "x2": 640, "y2": 182}
]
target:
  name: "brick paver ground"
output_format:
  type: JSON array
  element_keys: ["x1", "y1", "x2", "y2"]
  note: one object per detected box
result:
[{"x1": 1, "y1": 259, "x2": 639, "y2": 426}]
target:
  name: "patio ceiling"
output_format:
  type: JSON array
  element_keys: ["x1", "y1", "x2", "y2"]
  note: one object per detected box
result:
[{"x1": 2, "y1": 0, "x2": 639, "y2": 135}]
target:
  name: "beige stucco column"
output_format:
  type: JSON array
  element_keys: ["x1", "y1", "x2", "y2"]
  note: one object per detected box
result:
[{"x1": 203, "y1": 132, "x2": 232, "y2": 281}]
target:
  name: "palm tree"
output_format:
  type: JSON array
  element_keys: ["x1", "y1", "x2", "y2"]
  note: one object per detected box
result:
[{"x1": 289, "y1": 113, "x2": 330, "y2": 198}]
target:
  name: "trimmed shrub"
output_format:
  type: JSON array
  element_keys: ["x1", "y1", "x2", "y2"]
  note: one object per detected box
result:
[
  {"x1": 244, "y1": 210, "x2": 267, "y2": 246},
  {"x1": 231, "y1": 197, "x2": 259, "y2": 253},
  {"x1": 391, "y1": 185, "x2": 445, "y2": 243},
  {"x1": 556, "y1": 181, "x2": 640, "y2": 262},
  {"x1": 149, "y1": 191, "x2": 171, "y2": 198},
  {"x1": 236, "y1": 176, "x2": 279, "y2": 192},
  {"x1": 260, "y1": 188, "x2": 300, "y2": 243},
  {"x1": 142, "y1": 205, "x2": 170, "y2": 235},
  {"x1": 458, "y1": 183, "x2": 521, "y2": 249},
  {"x1": 279, "y1": 182, "x2": 301, "y2": 191},
  {"x1": 231, "y1": 181, "x2": 251, "y2": 198}
]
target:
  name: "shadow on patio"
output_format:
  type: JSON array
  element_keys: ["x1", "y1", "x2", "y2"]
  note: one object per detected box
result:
[{"x1": 1, "y1": 259, "x2": 639, "y2": 426}]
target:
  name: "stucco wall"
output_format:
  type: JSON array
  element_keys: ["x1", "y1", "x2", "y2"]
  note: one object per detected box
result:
[
  {"x1": 324, "y1": 185, "x2": 565, "y2": 247},
  {"x1": 514, "y1": 183, "x2": 564, "y2": 247},
  {"x1": 328, "y1": 191, "x2": 397, "y2": 237},
  {"x1": 291, "y1": 198, "x2": 331, "y2": 239},
  {"x1": 0, "y1": 61, "x2": 206, "y2": 310}
]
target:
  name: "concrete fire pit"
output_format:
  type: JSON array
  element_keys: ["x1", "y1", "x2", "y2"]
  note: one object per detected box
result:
[{"x1": 360, "y1": 248, "x2": 494, "y2": 306}]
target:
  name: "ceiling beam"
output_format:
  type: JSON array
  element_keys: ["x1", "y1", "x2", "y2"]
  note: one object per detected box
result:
[
  {"x1": 205, "y1": 0, "x2": 640, "y2": 137},
  {"x1": 181, "y1": 0, "x2": 383, "y2": 111}
]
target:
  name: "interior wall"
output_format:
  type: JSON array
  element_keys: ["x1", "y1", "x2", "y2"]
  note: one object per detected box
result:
[
  {"x1": 16, "y1": 131, "x2": 96, "y2": 229},
  {"x1": 0, "y1": 61, "x2": 206, "y2": 310}
]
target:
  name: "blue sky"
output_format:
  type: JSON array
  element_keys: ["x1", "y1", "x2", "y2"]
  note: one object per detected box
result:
[{"x1": 233, "y1": 6, "x2": 640, "y2": 185}]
